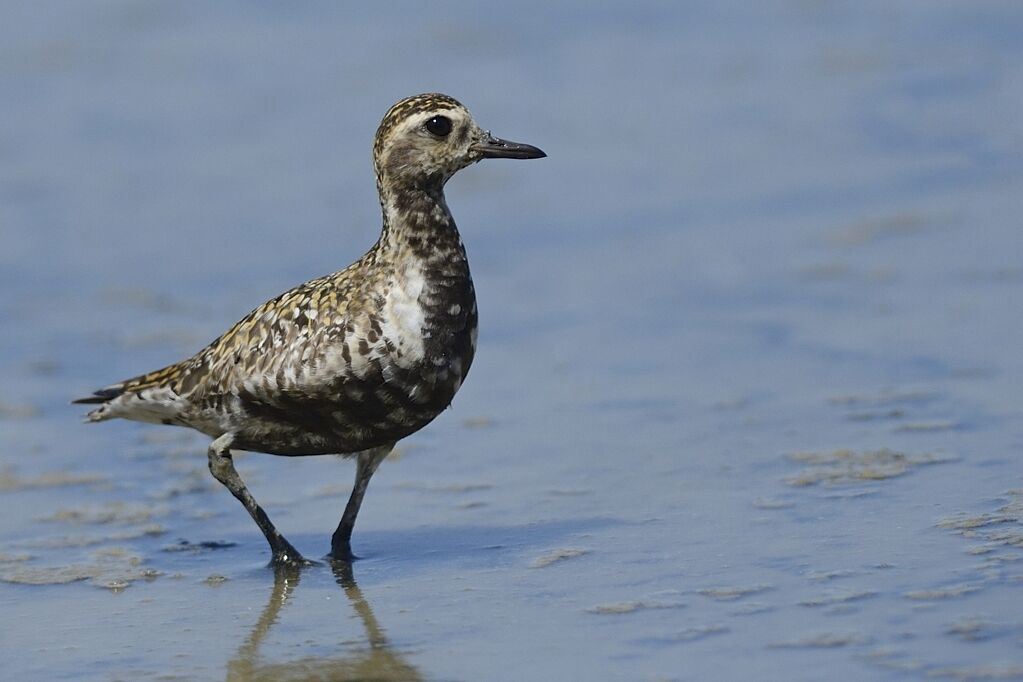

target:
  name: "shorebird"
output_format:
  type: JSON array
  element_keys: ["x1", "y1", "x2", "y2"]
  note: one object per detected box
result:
[{"x1": 75, "y1": 93, "x2": 545, "y2": 565}]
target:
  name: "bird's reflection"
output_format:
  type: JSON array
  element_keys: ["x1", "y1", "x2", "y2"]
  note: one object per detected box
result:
[{"x1": 226, "y1": 560, "x2": 422, "y2": 681}]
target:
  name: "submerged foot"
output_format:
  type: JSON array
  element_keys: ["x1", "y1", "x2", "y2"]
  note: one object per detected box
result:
[
  {"x1": 329, "y1": 540, "x2": 359, "y2": 563},
  {"x1": 270, "y1": 538, "x2": 316, "y2": 567},
  {"x1": 270, "y1": 551, "x2": 318, "y2": 568}
]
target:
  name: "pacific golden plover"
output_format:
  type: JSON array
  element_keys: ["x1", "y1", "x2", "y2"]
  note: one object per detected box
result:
[{"x1": 75, "y1": 93, "x2": 545, "y2": 565}]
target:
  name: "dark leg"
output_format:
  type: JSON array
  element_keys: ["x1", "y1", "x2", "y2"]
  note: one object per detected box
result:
[
  {"x1": 206, "y1": 433, "x2": 309, "y2": 566},
  {"x1": 331, "y1": 444, "x2": 392, "y2": 561}
]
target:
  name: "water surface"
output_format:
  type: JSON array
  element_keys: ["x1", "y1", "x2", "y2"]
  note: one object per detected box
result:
[{"x1": 2, "y1": 2, "x2": 1022, "y2": 680}]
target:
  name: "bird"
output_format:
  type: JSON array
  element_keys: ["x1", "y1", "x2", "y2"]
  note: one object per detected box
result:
[{"x1": 74, "y1": 93, "x2": 545, "y2": 566}]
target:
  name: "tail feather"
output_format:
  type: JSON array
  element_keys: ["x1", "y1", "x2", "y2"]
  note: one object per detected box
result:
[
  {"x1": 74, "y1": 362, "x2": 189, "y2": 423},
  {"x1": 72, "y1": 386, "x2": 127, "y2": 405}
]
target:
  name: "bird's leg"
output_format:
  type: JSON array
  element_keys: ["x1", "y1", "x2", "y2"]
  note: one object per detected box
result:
[
  {"x1": 207, "y1": 433, "x2": 309, "y2": 566},
  {"x1": 331, "y1": 444, "x2": 393, "y2": 561}
]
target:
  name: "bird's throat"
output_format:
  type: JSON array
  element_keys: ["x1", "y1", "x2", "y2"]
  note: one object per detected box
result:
[{"x1": 377, "y1": 184, "x2": 466, "y2": 265}]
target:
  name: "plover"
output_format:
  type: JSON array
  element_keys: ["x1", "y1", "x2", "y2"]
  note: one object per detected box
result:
[{"x1": 75, "y1": 93, "x2": 545, "y2": 565}]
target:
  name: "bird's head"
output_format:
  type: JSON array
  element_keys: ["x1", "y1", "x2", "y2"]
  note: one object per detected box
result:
[{"x1": 373, "y1": 93, "x2": 545, "y2": 190}]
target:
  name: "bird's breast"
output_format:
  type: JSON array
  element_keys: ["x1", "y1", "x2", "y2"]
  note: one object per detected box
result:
[{"x1": 333, "y1": 261, "x2": 477, "y2": 412}]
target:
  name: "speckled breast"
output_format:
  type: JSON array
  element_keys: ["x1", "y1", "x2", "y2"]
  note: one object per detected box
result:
[{"x1": 230, "y1": 268, "x2": 478, "y2": 456}]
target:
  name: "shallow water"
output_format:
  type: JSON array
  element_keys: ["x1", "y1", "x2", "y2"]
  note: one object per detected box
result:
[{"x1": 2, "y1": 2, "x2": 1023, "y2": 680}]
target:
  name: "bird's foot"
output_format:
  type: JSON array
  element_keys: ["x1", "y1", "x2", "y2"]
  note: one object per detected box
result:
[
  {"x1": 328, "y1": 541, "x2": 360, "y2": 563},
  {"x1": 269, "y1": 539, "x2": 317, "y2": 568},
  {"x1": 270, "y1": 551, "x2": 318, "y2": 568}
]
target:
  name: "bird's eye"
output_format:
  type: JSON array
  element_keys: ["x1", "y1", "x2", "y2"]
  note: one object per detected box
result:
[{"x1": 425, "y1": 115, "x2": 452, "y2": 137}]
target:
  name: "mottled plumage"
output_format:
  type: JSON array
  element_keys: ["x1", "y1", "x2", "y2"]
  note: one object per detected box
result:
[{"x1": 75, "y1": 93, "x2": 545, "y2": 564}]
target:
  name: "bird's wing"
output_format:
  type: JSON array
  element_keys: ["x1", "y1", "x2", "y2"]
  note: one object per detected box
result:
[{"x1": 75, "y1": 269, "x2": 365, "y2": 423}]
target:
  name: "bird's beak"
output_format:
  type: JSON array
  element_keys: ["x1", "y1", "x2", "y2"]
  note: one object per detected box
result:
[{"x1": 475, "y1": 134, "x2": 546, "y2": 160}]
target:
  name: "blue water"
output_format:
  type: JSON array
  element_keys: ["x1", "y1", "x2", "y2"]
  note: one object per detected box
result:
[{"x1": 2, "y1": 2, "x2": 1022, "y2": 680}]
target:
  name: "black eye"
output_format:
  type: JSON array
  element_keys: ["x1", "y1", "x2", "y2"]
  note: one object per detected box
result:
[{"x1": 425, "y1": 115, "x2": 452, "y2": 137}]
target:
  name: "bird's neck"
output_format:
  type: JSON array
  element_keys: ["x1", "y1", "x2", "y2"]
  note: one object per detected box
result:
[{"x1": 375, "y1": 180, "x2": 467, "y2": 266}]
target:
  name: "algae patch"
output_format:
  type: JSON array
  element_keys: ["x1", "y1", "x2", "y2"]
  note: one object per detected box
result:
[
  {"x1": 784, "y1": 448, "x2": 953, "y2": 486},
  {"x1": 36, "y1": 502, "x2": 166, "y2": 525},
  {"x1": 0, "y1": 467, "x2": 107, "y2": 491},
  {"x1": 0, "y1": 547, "x2": 159, "y2": 590},
  {"x1": 587, "y1": 600, "x2": 685, "y2": 615},
  {"x1": 697, "y1": 584, "x2": 774, "y2": 601},
  {"x1": 529, "y1": 548, "x2": 589, "y2": 568},
  {"x1": 770, "y1": 632, "x2": 866, "y2": 648}
]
